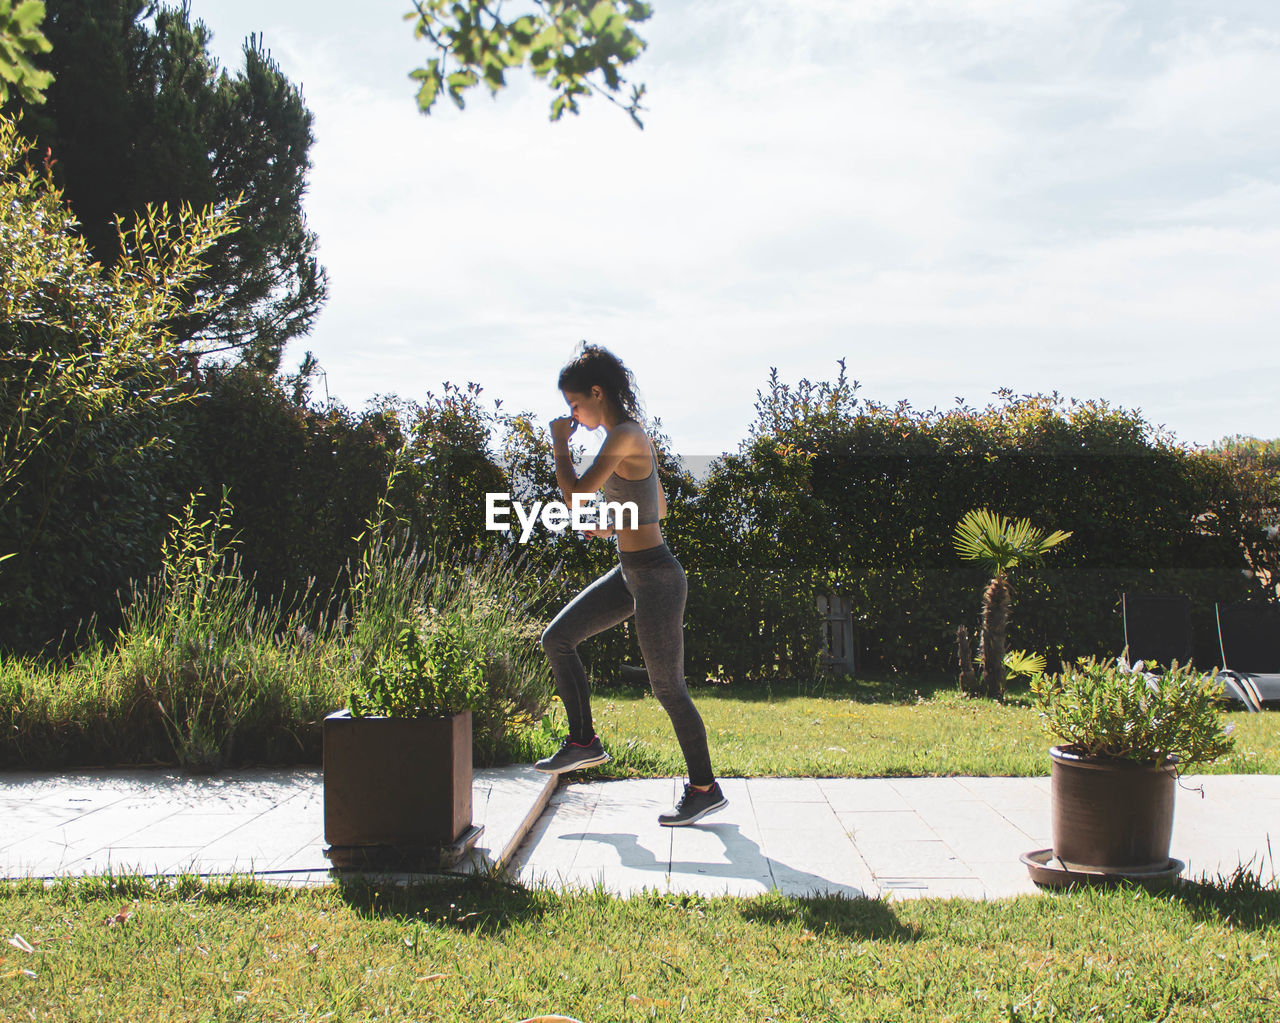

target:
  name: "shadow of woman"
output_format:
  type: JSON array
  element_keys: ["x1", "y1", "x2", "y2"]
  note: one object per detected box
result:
[{"x1": 559, "y1": 822, "x2": 916, "y2": 941}]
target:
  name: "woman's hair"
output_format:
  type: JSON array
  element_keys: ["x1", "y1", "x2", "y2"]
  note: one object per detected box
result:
[{"x1": 558, "y1": 342, "x2": 645, "y2": 423}]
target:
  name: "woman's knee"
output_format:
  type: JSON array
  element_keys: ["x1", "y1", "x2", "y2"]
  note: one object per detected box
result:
[
  {"x1": 648, "y1": 675, "x2": 693, "y2": 712},
  {"x1": 540, "y1": 621, "x2": 575, "y2": 657}
]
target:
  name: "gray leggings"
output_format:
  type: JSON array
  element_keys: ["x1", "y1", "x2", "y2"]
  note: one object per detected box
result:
[{"x1": 540, "y1": 542, "x2": 714, "y2": 786}]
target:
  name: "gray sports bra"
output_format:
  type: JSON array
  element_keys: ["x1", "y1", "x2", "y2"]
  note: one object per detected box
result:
[{"x1": 600, "y1": 442, "x2": 661, "y2": 526}]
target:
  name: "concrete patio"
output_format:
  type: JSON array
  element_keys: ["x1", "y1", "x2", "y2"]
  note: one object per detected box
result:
[{"x1": 2, "y1": 768, "x2": 1276, "y2": 899}]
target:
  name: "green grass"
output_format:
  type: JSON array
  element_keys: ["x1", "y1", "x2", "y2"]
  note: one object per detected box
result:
[
  {"x1": 1, "y1": 870, "x2": 1277, "y2": 1021},
  {"x1": 578, "y1": 674, "x2": 1280, "y2": 779}
]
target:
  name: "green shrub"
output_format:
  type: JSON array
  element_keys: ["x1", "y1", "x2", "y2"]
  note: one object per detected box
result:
[
  {"x1": 681, "y1": 365, "x2": 1269, "y2": 682},
  {"x1": 0, "y1": 482, "x2": 557, "y2": 770},
  {"x1": 0, "y1": 112, "x2": 237, "y2": 653},
  {"x1": 1029, "y1": 656, "x2": 1237, "y2": 765},
  {"x1": 349, "y1": 611, "x2": 487, "y2": 719}
]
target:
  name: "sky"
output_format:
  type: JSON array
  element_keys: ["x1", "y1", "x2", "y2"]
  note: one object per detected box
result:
[{"x1": 189, "y1": 0, "x2": 1280, "y2": 462}]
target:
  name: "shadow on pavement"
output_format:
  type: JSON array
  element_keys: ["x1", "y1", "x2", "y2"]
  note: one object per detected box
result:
[{"x1": 557, "y1": 821, "x2": 915, "y2": 940}]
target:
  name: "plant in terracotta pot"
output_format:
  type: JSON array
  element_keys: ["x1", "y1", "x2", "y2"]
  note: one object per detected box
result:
[
  {"x1": 323, "y1": 606, "x2": 490, "y2": 869},
  {"x1": 1027, "y1": 655, "x2": 1236, "y2": 880}
]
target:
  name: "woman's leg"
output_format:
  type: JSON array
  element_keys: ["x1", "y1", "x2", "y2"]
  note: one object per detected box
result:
[
  {"x1": 621, "y1": 545, "x2": 715, "y2": 787},
  {"x1": 540, "y1": 564, "x2": 636, "y2": 743}
]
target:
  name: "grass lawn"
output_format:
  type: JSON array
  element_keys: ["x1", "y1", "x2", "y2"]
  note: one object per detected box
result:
[
  {"x1": 1, "y1": 872, "x2": 1277, "y2": 1022},
  {"x1": 579, "y1": 675, "x2": 1280, "y2": 780}
]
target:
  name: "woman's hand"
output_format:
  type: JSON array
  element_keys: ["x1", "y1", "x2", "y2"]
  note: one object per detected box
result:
[
  {"x1": 550, "y1": 415, "x2": 578, "y2": 444},
  {"x1": 579, "y1": 525, "x2": 615, "y2": 539}
]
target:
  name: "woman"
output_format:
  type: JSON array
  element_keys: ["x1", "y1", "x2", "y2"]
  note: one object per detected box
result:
[{"x1": 535, "y1": 344, "x2": 727, "y2": 827}]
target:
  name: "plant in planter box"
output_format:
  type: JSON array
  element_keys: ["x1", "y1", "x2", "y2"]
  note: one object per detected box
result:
[
  {"x1": 349, "y1": 609, "x2": 488, "y2": 720},
  {"x1": 1027, "y1": 656, "x2": 1236, "y2": 877},
  {"x1": 324, "y1": 608, "x2": 490, "y2": 867}
]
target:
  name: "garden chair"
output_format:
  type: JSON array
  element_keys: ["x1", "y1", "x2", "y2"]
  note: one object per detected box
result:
[
  {"x1": 1215, "y1": 602, "x2": 1280, "y2": 711},
  {"x1": 1121, "y1": 593, "x2": 1193, "y2": 669},
  {"x1": 1121, "y1": 593, "x2": 1259, "y2": 711}
]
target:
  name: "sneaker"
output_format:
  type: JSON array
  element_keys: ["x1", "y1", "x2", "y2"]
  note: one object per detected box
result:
[
  {"x1": 534, "y1": 736, "x2": 610, "y2": 774},
  {"x1": 659, "y1": 781, "x2": 728, "y2": 827}
]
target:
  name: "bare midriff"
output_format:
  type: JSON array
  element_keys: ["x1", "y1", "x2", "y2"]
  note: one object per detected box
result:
[{"x1": 615, "y1": 521, "x2": 665, "y2": 553}]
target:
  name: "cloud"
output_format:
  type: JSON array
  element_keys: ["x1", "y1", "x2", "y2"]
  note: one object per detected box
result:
[{"x1": 192, "y1": 0, "x2": 1280, "y2": 452}]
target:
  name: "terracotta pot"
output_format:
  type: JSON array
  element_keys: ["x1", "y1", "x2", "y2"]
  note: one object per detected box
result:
[
  {"x1": 1049, "y1": 744, "x2": 1177, "y2": 871},
  {"x1": 322, "y1": 709, "x2": 472, "y2": 850}
]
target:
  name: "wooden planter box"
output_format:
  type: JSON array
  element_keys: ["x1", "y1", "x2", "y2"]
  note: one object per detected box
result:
[{"x1": 322, "y1": 709, "x2": 480, "y2": 869}]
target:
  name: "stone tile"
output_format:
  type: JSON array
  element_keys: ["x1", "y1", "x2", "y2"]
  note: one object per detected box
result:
[
  {"x1": 571, "y1": 830, "x2": 667, "y2": 870},
  {"x1": 757, "y1": 826, "x2": 856, "y2": 866},
  {"x1": 513, "y1": 862, "x2": 591, "y2": 891},
  {"x1": 937, "y1": 827, "x2": 1034, "y2": 865},
  {"x1": 46, "y1": 771, "x2": 297, "y2": 815},
  {"x1": 912, "y1": 800, "x2": 1027, "y2": 856},
  {"x1": 25, "y1": 785, "x2": 132, "y2": 812},
  {"x1": 2, "y1": 804, "x2": 174, "y2": 867},
  {"x1": 664, "y1": 868, "x2": 773, "y2": 898},
  {"x1": 545, "y1": 864, "x2": 669, "y2": 897},
  {"x1": 0, "y1": 813, "x2": 86, "y2": 851},
  {"x1": 161, "y1": 851, "x2": 280, "y2": 875},
  {"x1": 547, "y1": 786, "x2": 602, "y2": 814},
  {"x1": 1185, "y1": 775, "x2": 1280, "y2": 799},
  {"x1": 838, "y1": 810, "x2": 937, "y2": 844},
  {"x1": 884, "y1": 877, "x2": 987, "y2": 901},
  {"x1": 585, "y1": 788, "x2": 677, "y2": 825},
  {"x1": 671, "y1": 829, "x2": 769, "y2": 880},
  {"x1": 265, "y1": 836, "x2": 329, "y2": 872},
  {"x1": 855, "y1": 839, "x2": 972, "y2": 879},
  {"x1": 769, "y1": 860, "x2": 875, "y2": 900},
  {"x1": 469, "y1": 766, "x2": 558, "y2": 868},
  {"x1": 668, "y1": 820, "x2": 753, "y2": 858},
  {"x1": 517, "y1": 820, "x2": 587, "y2": 872},
  {"x1": 752, "y1": 801, "x2": 841, "y2": 830},
  {"x1": 994, "y1": 807, "x2": 1052, "y2": 844},
  {"x1": 818, "y1": 779, "x2": 911, "y2": 812},
  {"x1": 2, "y1": 839, "x2": 101, "y2": 877},
  {"x1": 747, "y1": 778, "x2": 829, "y2": 803},
  {"x1": 710, "y1": 777, "x2": 752, "y2": 802},
  {"x1": 0, "y1": 788, "x2": 126, "y2": 819},
  {"x1": 956, "y1": 777, "x2": 1049, "y2": 807},
  {"x1": 968, "y1": 858, "x2": 1042, "y2": 898},
  {"x1": 887, "y1": 778, "x2": 975, "y2": 804},
  {"x1": 193, "y1": 817, "x2": 319, "y2": 867},
  {"x1": 113, "y1": 811, "x2": 263, "y2": 849},
  {"x1": 7, "y1": 769, "x2": 1279, "y2": 899}
]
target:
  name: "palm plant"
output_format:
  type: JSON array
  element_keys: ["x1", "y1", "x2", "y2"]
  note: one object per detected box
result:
[{"x1": 953, "y1": 509, "x2": 1072, "y2": 698}]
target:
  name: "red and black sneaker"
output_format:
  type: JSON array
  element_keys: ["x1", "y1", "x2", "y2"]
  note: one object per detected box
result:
[
  {"x1": 659, "y1": 781, "x2": 728, "y2": 826},
  {"x1": 534, "y1": 736, "x2": 611, "y2": 774}
]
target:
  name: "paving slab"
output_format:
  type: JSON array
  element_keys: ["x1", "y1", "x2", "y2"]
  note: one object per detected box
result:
[
  {"x1": 513, "y1": 775, "x2": 1280, "y2": 901},
  {"x1": 3, "y1": 769, "x2": 1276, "y2": 902},
  {"x1": 0, "y1": 765, "x2": 556, "y2": 884}
]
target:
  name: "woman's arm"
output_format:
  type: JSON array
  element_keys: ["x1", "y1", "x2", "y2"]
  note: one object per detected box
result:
[{"x1": 551, "y1": 420, "x2": 645, "y2": 505}]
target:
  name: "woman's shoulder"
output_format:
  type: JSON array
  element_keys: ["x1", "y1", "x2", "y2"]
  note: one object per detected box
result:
[{"x1": 608, "y1": 419, "x2": 650, "y2": 447}]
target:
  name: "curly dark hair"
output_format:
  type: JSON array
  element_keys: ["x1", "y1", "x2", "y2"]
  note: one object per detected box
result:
[{"x1": 557, "y1": 342, "x2": 645, "y2": 424}]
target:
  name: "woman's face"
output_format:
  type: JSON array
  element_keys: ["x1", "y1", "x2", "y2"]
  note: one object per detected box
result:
[{"x1": 561, "y1": 387, "x2": 607, "y2": 430}]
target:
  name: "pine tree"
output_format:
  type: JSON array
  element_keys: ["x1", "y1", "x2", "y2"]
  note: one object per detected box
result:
[{"x1": 10, "y1": 0, "x2": 326, "y2": 371}]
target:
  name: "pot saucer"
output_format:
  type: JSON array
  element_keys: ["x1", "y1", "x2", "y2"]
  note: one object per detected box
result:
[{"x1": 1021, "y1": 848, "x2": 1184, "y2": 889}]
